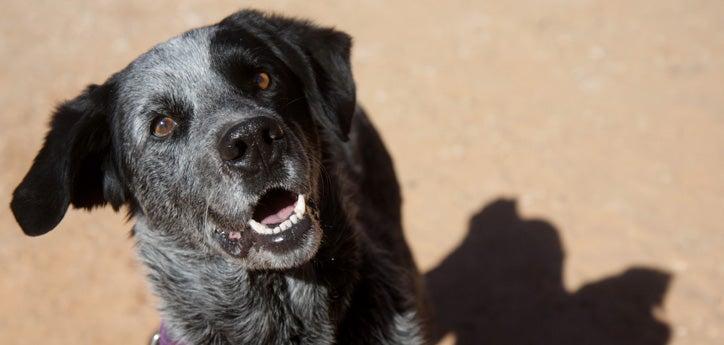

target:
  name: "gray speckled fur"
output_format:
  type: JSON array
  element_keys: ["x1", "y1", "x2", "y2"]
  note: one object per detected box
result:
[{"x1": 132, "y1": 108, "x2": 427, "y2": 344}]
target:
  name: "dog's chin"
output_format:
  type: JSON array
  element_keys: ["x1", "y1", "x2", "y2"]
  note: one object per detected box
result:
[{"x1": 208, "y1": 188, "x2": 323, "y2": 270}]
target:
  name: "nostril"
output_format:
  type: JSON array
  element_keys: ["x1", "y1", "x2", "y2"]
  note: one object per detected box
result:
[
  {"x1": 220, "y1": 138, "x2": 247, "y2": 161},
  {"x1": 262, "y1": 129, "x2": 274, "y2": 145},
  {"x1": 265, "y1": 126, "x2": 284, "y2": 143},
  {"x1": 233, "y1": 140, "x2": 248, "y2": 160},
  {"x1": 261, "y1": 126, "x2": 284, "y2": 146}
]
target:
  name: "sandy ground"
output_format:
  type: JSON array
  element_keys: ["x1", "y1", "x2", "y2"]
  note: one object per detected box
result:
[{"x1": 1, "y1": 1, "x2": 722, "y2": 344}]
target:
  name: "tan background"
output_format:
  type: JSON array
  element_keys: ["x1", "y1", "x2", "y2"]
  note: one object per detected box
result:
[{"x1": 1, "y1": 1, "x2": 722, "y2": 344}]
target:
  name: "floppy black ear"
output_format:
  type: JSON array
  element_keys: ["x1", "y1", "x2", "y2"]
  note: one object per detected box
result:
[
  {"x1": 299, "y1": 28, "x2": 356, "y2": 141},
  {"x1": 10, "y1": 83, "x2": 126, "y2": 236}
]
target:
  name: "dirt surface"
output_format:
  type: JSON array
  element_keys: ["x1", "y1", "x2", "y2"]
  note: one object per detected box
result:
[{"x1": 1, "y1": 1, "x2": 722, "y2": 344}]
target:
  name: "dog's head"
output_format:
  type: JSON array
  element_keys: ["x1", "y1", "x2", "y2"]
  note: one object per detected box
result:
[{"x1": 10, "y1": 10, "x2": 355, "y2": 270}]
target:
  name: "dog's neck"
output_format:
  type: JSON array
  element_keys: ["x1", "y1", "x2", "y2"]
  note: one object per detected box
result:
[{"x1": 134, "y1": 183, "x2": 360, "y2": 344}]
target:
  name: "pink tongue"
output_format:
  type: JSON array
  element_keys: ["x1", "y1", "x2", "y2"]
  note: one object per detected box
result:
[{"x1": 260, "y1": 205, "x2": 295, "y2": 225}]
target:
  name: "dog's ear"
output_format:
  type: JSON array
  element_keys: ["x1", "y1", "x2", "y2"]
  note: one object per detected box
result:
[
  {"x1": 297, "y1": 28, "x2": 356, "y2": 141},
  {"x1": 11, "y1": 83, "x2": 126, "y2": 236}
]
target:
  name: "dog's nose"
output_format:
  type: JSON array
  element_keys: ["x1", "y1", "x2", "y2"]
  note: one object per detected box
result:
[{"x1": 218, "y1": 116, "x2": 286, "y2": 170}]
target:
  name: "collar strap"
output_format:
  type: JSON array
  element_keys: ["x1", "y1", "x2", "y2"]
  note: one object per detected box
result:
[{"x1": 150, "y1": 323, "x2": 184, "y2": 345}]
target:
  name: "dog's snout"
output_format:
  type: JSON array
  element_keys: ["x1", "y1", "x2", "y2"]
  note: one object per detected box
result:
[{"x1": 218, "y1": 116, "x2": 286, "y2": 170}]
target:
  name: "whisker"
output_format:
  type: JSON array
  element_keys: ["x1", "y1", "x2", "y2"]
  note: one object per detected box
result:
[{"x1": 282, "y1": 96, "x2": 306, "y2": 110}]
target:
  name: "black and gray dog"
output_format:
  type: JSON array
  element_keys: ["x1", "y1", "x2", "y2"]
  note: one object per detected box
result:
[{"x1": 11, "y1": 10, "x2": 427, "y2": 345}]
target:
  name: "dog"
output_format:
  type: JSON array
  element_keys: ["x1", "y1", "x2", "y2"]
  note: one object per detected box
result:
[{"x1": 11, "y1": 9, "x2": 427, "y2": 345}]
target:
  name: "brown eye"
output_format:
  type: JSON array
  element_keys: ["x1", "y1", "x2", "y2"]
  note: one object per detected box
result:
[
  {"x1": 255, "y1": 72, "x2": 271, "y2": 90},
  {"x1": 152, "y1": 116, "x2": 177, "y2": 138}
]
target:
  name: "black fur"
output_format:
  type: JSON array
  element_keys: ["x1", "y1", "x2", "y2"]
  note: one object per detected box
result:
[{"x1": 11, "y1": 83, "x2": 126, "y2": 236}]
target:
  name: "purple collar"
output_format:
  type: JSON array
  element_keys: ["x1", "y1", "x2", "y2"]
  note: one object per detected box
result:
[{"x1": 152, "y1": 323, "x2": 184, "y2": 345}]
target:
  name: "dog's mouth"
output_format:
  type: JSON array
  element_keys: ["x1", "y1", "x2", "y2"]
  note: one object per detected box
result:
[
  {"x1": 249, "y1": 188, "x2": 306, "y2": 234},
  {"x1": 211, "y1": 187, "x2": 318, "y2": 262}
]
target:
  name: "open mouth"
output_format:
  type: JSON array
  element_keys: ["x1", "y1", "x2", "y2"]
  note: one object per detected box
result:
[
  {"x1": 211, "y1": 187, "x2": 315, "y2": 259},
  {"x1": 248, "y1": 188, "x2": 306, "y2": 235}
]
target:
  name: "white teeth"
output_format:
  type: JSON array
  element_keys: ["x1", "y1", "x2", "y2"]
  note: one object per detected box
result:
[
  {"x1": 248, "y1": 219, "x2": 274, "y2": 235},
  {"x1": 280, "y1": 220, "x2": 291, "y2": 231},
  {"x1": 247, "y1": 194, "x2": 307, "y2": 236},
  {"x1": 294, "y1": 194, "x2": 306, "y2": 216}
]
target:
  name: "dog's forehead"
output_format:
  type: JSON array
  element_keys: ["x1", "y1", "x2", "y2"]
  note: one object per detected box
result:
[{"x1": 118, "y1": 27, "x2": 218, "y2": 105}]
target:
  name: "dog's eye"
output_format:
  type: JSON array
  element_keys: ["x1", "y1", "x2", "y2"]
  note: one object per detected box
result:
[
  {"x1": 151, "y1": 116, "x2": 178, "y2": 138},
  {"x1": 255, "y1": 72, "x2": 271, "y2": 90}
]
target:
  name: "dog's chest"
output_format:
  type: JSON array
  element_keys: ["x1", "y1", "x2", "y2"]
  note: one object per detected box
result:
[
  {"x1": 232, "y1": 276, "x2": 335, "y2": 344},
  {"x1": 162, "y1": 270, "x2": 337, "y2": 345}
]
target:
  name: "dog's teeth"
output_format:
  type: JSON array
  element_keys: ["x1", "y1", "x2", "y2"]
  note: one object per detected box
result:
[
  {"x1": 249, "y1": 219, "x2": 273, "y2": 235},
  {"x1": 280, "y1": 220, "x2": 292, "y2": 231},
  {"x1": 249, "y1": 211, "x2": 301, "y2": 236},
  {"x1": 294, "y1": 194, "x2": 306, "y2": 216}
]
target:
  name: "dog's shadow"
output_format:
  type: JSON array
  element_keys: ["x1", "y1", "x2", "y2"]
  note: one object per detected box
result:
[{"x1": 425, "y1": 199, "x2": 671, "y2": 345}]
